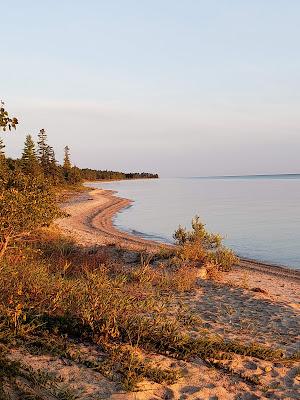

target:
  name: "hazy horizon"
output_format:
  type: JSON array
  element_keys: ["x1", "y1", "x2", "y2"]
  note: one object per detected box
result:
[{"x1": 2, "y1": 1, "x2": 300, "y2": 177}]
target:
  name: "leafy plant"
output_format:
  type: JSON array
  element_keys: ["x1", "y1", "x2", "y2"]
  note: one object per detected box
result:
[
  {"x1": 0, "y1": 173, "x2": 65, "y2": 257},
  {"x1": 173, "y1": 216, "x2": 238, "y2": 272}
]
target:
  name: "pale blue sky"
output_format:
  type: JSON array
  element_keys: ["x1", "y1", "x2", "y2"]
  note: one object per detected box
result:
[{"x1": 2, "y1": 0, "x2": 300, "y2": 176}]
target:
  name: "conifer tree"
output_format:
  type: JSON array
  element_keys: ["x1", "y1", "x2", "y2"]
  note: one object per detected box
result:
[
  {"x1": 21, "y1": 134, "x2": 40, "y2": 176},
  {"x1": 63, "y1": 146, "x2": 72, "y2": 171},
  {"x1": 47, "y1": 145, "x2": 61, "y2": 183},
  {"x1": 37, "y1": 128, "x2": 50, "y2": 174}
]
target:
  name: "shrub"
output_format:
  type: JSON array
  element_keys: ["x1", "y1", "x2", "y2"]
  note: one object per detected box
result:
[
  {"x1": 0, "y1": 172, "x2": 65, "y2": 257},
  {"x1": 173, "y1": 216, "x2": 238, "y2": 272}
]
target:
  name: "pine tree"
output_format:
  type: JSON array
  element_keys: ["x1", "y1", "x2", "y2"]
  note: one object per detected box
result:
[
  {"x1": 47, "y1": 145, "x2": 61, "y2": 183},
  {"x1": 63, "y1": 146, "x2": 72, "y2": 171},
  {"x1": 21, "y1": 135, "x2": 40, "y2": 176},
  {"x1": 37, "y1": 129, "x2": 50, "y2": 174}
]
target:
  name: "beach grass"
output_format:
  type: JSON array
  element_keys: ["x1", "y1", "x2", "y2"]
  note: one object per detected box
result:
[{"x1": 0, "y1": 227, "x2": 296, "y2": 396}]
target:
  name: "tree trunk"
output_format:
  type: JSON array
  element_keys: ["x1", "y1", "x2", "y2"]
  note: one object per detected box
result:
[{"x1": 0, "y1": 236, "x2": 10, "y2": 258}]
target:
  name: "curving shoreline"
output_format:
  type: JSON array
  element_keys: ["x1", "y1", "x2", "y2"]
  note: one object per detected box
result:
[
  {"x1": 57, "y1": 188, "x2": 167, "y2": 252},
  {"x1": 57, "y1": 187, "x2": 300, "y2": 280}
]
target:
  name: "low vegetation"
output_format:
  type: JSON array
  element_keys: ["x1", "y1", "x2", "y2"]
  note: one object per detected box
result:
[
  {"x1": 0, "y1": 102, "x2": 297, "y2": 397},
  {"x1": 1, "y1": 229, "x2": 297, "y2": 397},
  {"x1": 173, "y1": 215, "x2": 238, "y2": 273}
]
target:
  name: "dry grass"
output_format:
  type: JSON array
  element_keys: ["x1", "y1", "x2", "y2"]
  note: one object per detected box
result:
[{"x1": 0, "y1": 228, "x2": 295, "y2": 396}]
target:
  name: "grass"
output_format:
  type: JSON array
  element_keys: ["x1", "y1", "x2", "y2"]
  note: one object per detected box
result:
[
  {"x1": 0, "y1": 227, "x2": 296, "y2": 396},
  {"x1": 0, "y1": 346, "x2": 77, "y2": 400}
]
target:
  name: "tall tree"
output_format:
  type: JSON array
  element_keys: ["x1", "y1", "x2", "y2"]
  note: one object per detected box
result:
[
  {"x1": 37, "y1": 129, "x2": 50, "y2": 174},
  {"x1": 21, "y1": 135, "x2": 40, "y2": 176},
  {"x1": 63, "y1": 146, "x2": 72, "y2": 171},
  {"x1": 47, "y1": 145, "x2": 61, "y2": 183}
]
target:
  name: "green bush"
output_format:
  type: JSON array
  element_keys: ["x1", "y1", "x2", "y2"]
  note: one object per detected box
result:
[
  {"x1": 173, "y1": 216, "x2": 238, "y2": 272},
  {"x1": 0, "y1": 172, "x2": 65, "y2": 257}
]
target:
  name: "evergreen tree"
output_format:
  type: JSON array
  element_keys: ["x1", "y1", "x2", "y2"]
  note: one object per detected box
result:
[
  {"x1": 47, "y1": 145, "x2": 62, "y2": 183},
  {"x1": 63, "y1": 145, "x2": 72, "y2": 182},
  {"x1": 21, "y1": 135, "x2": 40, "y2": 176},
  {"x1": 37, "y1": 129, "x2": 50, "y2": 174},
  {"x1": 66, "y1": 166, "x2": 82, "y2": 184},
  {"x1": 63, "y1": 146, "x2": 72, "y2": 171}
]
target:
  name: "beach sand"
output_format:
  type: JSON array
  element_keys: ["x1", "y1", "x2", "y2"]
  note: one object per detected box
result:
[{"x1": 37, "y1": 188, "x2": 298, "y2": 398}]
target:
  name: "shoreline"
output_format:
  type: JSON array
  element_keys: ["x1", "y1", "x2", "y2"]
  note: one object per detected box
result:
[
  {"x1": 58, "y1": 186, "x2": 300, "y2": 280},
  {"x1": 54, "y1": 186, "x2": 300, "y2": 398}
]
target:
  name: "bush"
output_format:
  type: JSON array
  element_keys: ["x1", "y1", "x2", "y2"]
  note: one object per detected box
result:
[
  {"x1": 0, "y1": 172, "x2": 65, "y2": 257},
  {"x1": 173, "y1": 216, "x2": 238, "y2": 272}
]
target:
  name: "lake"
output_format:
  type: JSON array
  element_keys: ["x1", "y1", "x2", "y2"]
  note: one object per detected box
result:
[{"x1": 89, "y1": 175, "x2": 300, "y2": 269}]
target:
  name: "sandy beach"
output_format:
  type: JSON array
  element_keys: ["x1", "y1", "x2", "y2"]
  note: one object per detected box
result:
[
  {"x1": 57, "y1": 187, "x2": 300, "y2": 302},
  {"x1": 50, "y1": 187, "x2": 300, "y2": 399}
]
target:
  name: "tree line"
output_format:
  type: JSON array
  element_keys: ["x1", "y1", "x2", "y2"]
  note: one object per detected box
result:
[
  {"x1": 1, "y1": 129, "x2": 158, "y2": 184},
  {"x1": 0, "y1": 102, "x2": 158, "y2": 257}
]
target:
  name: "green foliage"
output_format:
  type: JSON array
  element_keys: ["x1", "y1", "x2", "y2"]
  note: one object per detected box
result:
[
  {"x1": 0, "y1": 101, "x2": 18, "y2": 131},
  {"x1": 174, "y1": 216, "x2": 238, "y2": 272},
  {"x1": 21, "y1": 134, "x2": 41, "y2": 175},
  {"x1": 0, "y1": 347, "x2": 77, "y2": 399},
  {"x1": 80, "y1": 168, "x2": 159, "y2": 181},
  {"x1": 63, "y1": 146, "x2": 82, "y2": 184},
  {"x1": 0, "y1": 173, "x2": 65, "y2": 257},
  {"x1": 174, "y1": 216, "x2": 222, "y2": 248},
  {"x1": 63, "y1": 145, "x2": 72, "y2": 171}
]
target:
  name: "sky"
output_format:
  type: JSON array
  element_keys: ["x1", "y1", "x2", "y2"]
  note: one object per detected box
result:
[{"x1": 2, "y1": 0, "x2": 300, "y2": 177}]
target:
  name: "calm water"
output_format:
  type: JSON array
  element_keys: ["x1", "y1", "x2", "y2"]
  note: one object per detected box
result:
[{"x1": 89, "y1": 176, "x2": 300, "y2": 269}]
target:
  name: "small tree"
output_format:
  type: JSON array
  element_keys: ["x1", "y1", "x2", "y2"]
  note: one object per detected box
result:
[
  {"x1": 63, "y1": 145, "x2": 72, "y2": 171},
  {"x1": 37, "y1": 128, "x2": 50, "y2": 174},
  {"x1": 21, "y1": 134, "x2": 40, "y2": 176},
  {"x1": 63, "y1": 145, "x2": 81, "y2": 183},
  {"x1": 0, "y1": 173, "x2": 65, "y2": 257},
  {"x1": 173, "y1": 216, "x2": 238, "y2": 272},
  {"x1": 47, "y1": 145, "x2": 62, "y2": 183}
]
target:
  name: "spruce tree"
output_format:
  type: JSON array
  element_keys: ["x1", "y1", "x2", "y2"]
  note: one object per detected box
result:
[
  {"x1": 63, "y1": 146, "x2": 72, "y2": 171},
  {"x1": 47, "y1": 145, "x2": 61, "y2": 183},
  {"x1": 63, "y1": 145, "x2": 71, "y2": 182},
  {"x1": 37, "y1": 128, "x2": 50, "y2": 174},
  {"x1": 21, "y1": 135, "x2": 40, "y2": 176}
]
